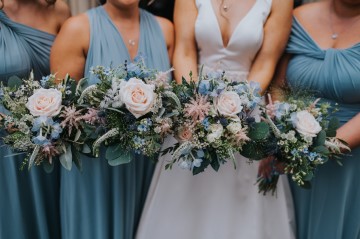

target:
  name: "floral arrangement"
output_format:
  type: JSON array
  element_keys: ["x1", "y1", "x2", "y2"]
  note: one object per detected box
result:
[
  {"x1": 0, "y1": 73, "x2": 97, "y2": 171},
  {"x1": 163, "y1": 69, "x2": 267, "y2": 174},
  {"x1": 255, "y1": 94, "x2": 349, "y2": 194},
  {"x1": 78, "y1": 58, "x2": 181, "y2": 166}
]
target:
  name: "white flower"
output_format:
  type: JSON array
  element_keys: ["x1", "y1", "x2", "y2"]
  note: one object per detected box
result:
[
  {"x1": 216, "y1": 91, "x2": 243, "y2": 118},
  {"x1": 119, "y1": 78, "x2": 156, "y2": 118},
  {"x1": 291, "y1": 110, "x2": 322, "y2": 138},
  {"x1": 209, "y1": 124, "x2": 223, "y2": 136},
  {"x1": 26, "y1": 88, "x2": 62, "y2": 117},
  {"x1": 207, "y1": 124, "x2": 223, "y2": 143},
  {"x1": 207, "y1": 133, "x2": 217, "y2": 143},
  {"x1": 226, "y1": 122, "x2": 242, "y2": 134}
]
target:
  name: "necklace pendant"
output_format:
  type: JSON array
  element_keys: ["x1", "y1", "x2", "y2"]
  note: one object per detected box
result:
[
  {"x1": 331, "y1": 33, "x2": 338, "y2": 40},
  {"x1": 223, "y1": 5, "x2": 229, "y2": 12},
  {"x1": 128, "y1": 39, "x2": 136, "y2": 46}
]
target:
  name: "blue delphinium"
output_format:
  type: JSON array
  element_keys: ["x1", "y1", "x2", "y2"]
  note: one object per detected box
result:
[
  {"x1": 51, "y1": 123, "x2": 63, "y2": 140},
  {"x1": 202, "y1": 118, "x2": 210, "y2": 131},
  {"x1": 33, "y1": 134, "x2": 50, "y2": 146},
  {"x1": 32, "y1": 116, "x2": 54, "y2": 132},
  {"x1": 198, "y1": 80, "x2": 211, "y2": 95},
  {"x1": 40, "y1": 75, "x2": 51, "y2": 88},
  {"x1": 275, "y1": 102, "x2": 291, "y2": 120}
]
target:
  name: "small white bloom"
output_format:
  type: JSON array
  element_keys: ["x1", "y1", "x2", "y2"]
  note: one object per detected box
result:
[
  {"x1": 209, "y1": 124, "x2": 223, "y2": 136},
  {"x1": 226, "y1": 122, "x2": 242, "y2": 134}
]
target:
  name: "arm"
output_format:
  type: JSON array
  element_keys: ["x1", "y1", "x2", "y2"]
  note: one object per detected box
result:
[
  {"x1": 247, "y1": 0, "x2": 293, "y2": 93},
  {"x1": 156, "y1": 16, "x2": 175, "y2": 63},
  {"x1": 172, "y1": 0, "x2": 198, "y2": 83},
  {"x1": 50, "y1": 14, "x2": 90, "y2": 80},
  {"x1": 336, "y1": 114, "x2": 360, "y2": 149},
  {"x1": 268, "y1": 53, "x2": 292, "y2": 102}
]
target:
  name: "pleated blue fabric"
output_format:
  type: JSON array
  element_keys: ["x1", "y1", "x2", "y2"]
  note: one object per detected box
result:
[
  {"x1": 286, "y1": 17, "x2": 360, "y2": 239},
  {"x1": 59, "y1": 6, "x2": 170, "y2": 239},
  {"x1": 0, "y1": 10, "x2": 61, "y2": 239}
]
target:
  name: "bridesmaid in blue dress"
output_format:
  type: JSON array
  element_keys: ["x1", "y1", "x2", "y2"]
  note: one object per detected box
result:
[
  {"x1": 50, "y1": 1, "x2": 173, "y2": 238},
  {"x1": 272, "y1": 1, "x2": 360, "y2": 238},
  {"x1": 0, "y1": 1, "x2": 70, "y2": 238}
]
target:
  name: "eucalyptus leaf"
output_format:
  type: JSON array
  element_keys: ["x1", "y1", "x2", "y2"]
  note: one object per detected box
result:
[
  {"x1": 74, "y1": 129, "x2": 82, "y2": 142},
  {"x1": 8, "y1": 76, "x2": 22, "y2": 89},
  {"x1": 313, "y1": 145, "x2": 330, "y2": 155},
  {"x1": 59, "y1": 144, "x2": 73, "y2": 171},
  {"x1": 303, "y1": 171, "x2": 314, "y2": 181},
  {"x1": 42, "y1": 161, "x2": 54, "y2": 174},
  {"x1": 82, "y1": 144, "x2": 92, "y2": 154},
  {"x1": 326, "y1": 117, "x2": 340, "y2": 137},
  {"x1": 248, "y1": 122, "x2": 270, "y2": 141},
  {"x1": 105, "y1": 145, "x2": 133, "y2": 166},
  {"x1": 314, "y1": 130, "x2": 326, "y2": 147}
]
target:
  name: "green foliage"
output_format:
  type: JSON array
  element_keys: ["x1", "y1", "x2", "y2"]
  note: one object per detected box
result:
[
  {"x1": 326, "y1": 117, "x2": 340, "y2": 137},
  {"x1": 105, "y1": 145, "x2": 133, "y2": 166},
  {"x1": 7, "y1": 76, "x2": 22, "y2": 89},
  {"x1": 248, "y1": 122, "x2": 270, "y2": 141},
  {"x1": 241, "y1": 141, "x2": 267, "y2": 160},
  {"x1": 314, "y1": 130, "x2": 326, "y2": 147}
]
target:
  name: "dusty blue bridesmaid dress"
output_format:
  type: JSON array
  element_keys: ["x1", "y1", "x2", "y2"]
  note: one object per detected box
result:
[
  {"x1": 0, "y1": 11, "x2": 61, "y2": 239},
  {"x1": 59, "y1": 7, "x2": 170, "y2": 239},
  {"x1": 286, "y1": 18, "x2": 360, "y2": 239}
]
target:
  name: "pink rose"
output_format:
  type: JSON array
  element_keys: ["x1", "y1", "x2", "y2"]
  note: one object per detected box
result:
[
  {"x1": 216, "y1": 91, "x2": 243, "y2": 118},
  {"x1": 26, "y1": 88, "x2": 62, "y2": 117},
  {"x1": 119, "y1": 78, "x2": 156, "y2": 118},
  {"x1": 177, "y1": 127, "x2": 193, "y2": 142}
]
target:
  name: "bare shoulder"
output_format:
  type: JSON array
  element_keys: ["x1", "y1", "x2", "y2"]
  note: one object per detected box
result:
[
  {"x1": 59, "y1": 13, "x2": 89, "y2": 37},
  {"x1": 52, "y1": 0, "x2": 72, "y2": 24},
  {"x1": 155, "y1": 16, "x2": 174, "y2": 35},
  {"x1": 293, "y1": 2, "x2": 326, "y2": 23}
]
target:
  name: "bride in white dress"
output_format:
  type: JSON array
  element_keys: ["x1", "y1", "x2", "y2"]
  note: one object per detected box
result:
[{"x1": 136, "y1": 0, "x2": 296, "y2": 238}]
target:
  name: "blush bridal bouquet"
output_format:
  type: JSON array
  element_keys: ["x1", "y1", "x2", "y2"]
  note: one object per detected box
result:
[
  {"x1": 163, "y1": 69, "x2": 268, "y2": 174},
  {"x1": 256, "y1": 94, "x2": 350, "y2": 194},
  {"x1": 0, "y1": 73, "x2": 94, "y2": 171},
  {"x1": 78, "y1": 58, "x2": 181, "y2": 166}
]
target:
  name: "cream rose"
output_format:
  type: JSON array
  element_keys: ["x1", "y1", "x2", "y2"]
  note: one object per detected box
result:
[
  {"x1": 216, "y1": 91, "x2": 243, "y2": 118},
  {"x1": 226, "y1": 122, "x2": 242, "y2": 134},
  {"x1": 207, "y1": 124, "x2": 223, "y2": 143},
  {"x1": 291, "y1": 110, "x2": 322, "y2": 137},
  {"x1": 119, "y1": 78, "x2": 156, "y2": 118},
  {"x1": 177, "y1": 127, "x2": 193, "y2": 142},
  {"x1": 26, "y1": 88, "x2": 62, "y2": 117}
]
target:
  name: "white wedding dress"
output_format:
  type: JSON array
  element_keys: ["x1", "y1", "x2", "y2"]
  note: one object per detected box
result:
[{"x1": 136, "y1": 0, "x2": 296, "y2": 238}]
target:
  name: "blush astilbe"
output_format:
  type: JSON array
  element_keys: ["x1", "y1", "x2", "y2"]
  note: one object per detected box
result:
[
  {"x1": 42, "y1": 144, "x2": 60, "y2": 164},
  {"x1": 184, "y1": 94, "x2": 211, "y2": 122},
  {"x1": 60, "y1": 106, "x2": 84, "y2": 136}
]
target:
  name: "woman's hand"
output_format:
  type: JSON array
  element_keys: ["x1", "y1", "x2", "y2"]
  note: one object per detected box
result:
[{"x1": 258, "y1": 156, "x2": 285, "y2": 180}]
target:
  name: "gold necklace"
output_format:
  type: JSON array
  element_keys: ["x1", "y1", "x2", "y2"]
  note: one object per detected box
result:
[{"x1": 329, "y1": 3, "x2": 360, "y2": 40}]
